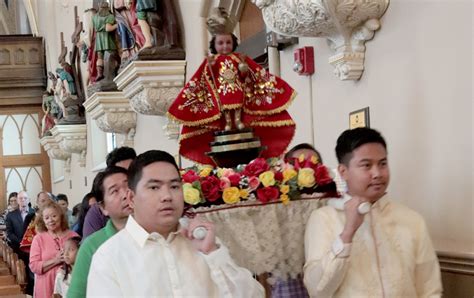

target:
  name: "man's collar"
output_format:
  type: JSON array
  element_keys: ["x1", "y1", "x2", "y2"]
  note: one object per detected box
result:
[
  {"x1": 126, "y1": 216, "x2": 182, "y2": 248},
  {"x1": 328, "y1": 193, "x2": 390, "y2": 211}
]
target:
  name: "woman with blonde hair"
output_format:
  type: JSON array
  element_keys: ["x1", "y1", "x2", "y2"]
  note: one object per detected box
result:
[{"x1": 30, "y1": 201, "x2": 79, "y2": 297}]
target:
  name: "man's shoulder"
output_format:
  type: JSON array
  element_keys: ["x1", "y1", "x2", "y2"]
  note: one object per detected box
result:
[
  {"x1": 81, "y1": 227, "x2": 113, "y2": 251},
  {"x1": 386, "y1": 199, "x2": 427, "y2": 226},
  {"x1": 94, "y1": 228, "x2": 130, "y2": 257}
]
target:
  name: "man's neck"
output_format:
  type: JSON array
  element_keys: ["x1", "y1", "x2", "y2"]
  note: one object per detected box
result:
[{"x1": 111, "y1": 217, "x2": 128, "y2": 231}]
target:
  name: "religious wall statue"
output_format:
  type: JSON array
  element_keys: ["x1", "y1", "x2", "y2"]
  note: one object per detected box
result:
[
  {"x1": 41, "y1": 91, "x2": 61, "y2": 136},
  {"x1": 80, "y1": 8, "x2": 99, "y2": 85},
  {"x1": 55, "y1": 63, "x2": 85, "y2": 124},
  {"x1": 87, "y1": 2, "x2": 120, "y2": 94},
  {"x1": 112, "y1": 0, "x2": 145, "y2": 65},
  {"x1": 134, "y1": 0, "x2": 185, "y2": 60}
]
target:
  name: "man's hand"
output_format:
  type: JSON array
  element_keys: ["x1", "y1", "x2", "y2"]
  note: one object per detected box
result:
[
  {"x1": 181, "y1": 216, "x2": 218, "y2": 254},
  {"x1": 340, "y1": 196, "x2": 367, "y2": 243}
]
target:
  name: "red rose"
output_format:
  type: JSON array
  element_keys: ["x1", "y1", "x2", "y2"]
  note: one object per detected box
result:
[
  {"x1": 315, "y1": 164, "x2": 332, "y2": 185},
  {"x1": 243, "y1": 158, "x2": 270, "y2": 177},
  {"x1": 228, "y1": 173, "x2": 241, "y2": 187},
  {"x1": 200, "y1": 176, "x2": 221, "y2": 202},
  {"x1": 182, "y1": 170, "x2": 199, "y2": 183},
  {"x1": 256, "y1": 186, "x2": 279, "y2": 203},
  {"x1": 274, "y1": 171, "x2": 283, "y2": 182}
]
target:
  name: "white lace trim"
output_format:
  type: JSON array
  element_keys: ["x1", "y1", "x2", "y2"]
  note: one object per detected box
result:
[{"x1": 192, "y1": 198, "x2": 329, "y2": 283}]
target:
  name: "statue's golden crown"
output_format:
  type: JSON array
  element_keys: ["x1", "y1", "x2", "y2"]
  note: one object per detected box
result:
[{"x1": 206, "y1": 7, "x2": 236, "y2": 35}]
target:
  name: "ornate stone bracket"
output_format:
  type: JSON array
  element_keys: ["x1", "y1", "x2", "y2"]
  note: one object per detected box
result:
[
  {"x1": 40, "y1": 136, "x2": 71, "y2": 173},
  {"x1": 114, "y1": 61, "x2": 186, "y2": 116},
  {"x1": 50, "y1": 124, "x2": 87, "y2": 167},
  {"x1": 253, "y1": 0, "x2": 389, "y2": 80},
  {"x1": 83, "y1": 91, "x2": 137, "y2": 147}
]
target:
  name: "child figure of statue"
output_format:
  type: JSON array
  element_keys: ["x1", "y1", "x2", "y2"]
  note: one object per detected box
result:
[{"x1": 168, "y1": 7, "x2": 297, "y2": 165}]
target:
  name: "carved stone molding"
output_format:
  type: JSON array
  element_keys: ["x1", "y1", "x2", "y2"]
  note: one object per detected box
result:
[
  {"x1": 84, "y1": 91, "x2": 137, "y2": 146},
  {"x1": 253, "y1": 0, "x2": 389, "y2": 80},
  {"x1": 51, "y1": 124, "x2": 87, "y2": 167},
  {"x1": 114, "y1": 61, "x2": 186, "y2": 116},
  {"x1": 40, "y1": 136, "x2": 71, "y2": 173}
]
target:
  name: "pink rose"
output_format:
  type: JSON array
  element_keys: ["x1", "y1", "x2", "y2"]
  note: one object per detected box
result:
[
  {"x1": 248, "y1": 176, "x2": 260, "y2": 191},
  {"x1": 220, "y1": 177, "x2": 231, "y2": 189},
  {"x1": 256, "y1": 186, "x2": 280, "y2": 203}
]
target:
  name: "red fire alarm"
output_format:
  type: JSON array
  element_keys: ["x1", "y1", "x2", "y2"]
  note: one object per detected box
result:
[{"x1": 293, "y1": 46, "x2": 315, "y2": 75}]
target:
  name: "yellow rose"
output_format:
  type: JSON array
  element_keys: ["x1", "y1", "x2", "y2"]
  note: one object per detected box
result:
[
  {"x1": 280, "y1": 184, "x2": 290, "y2": 194},
  {"x1": 239, "y1": 189, "x2": 249, "y2": 199},
  {"x1": 182, "y1": 183, "x2": 201, "y2": 205},
  {"x1": 199, "y1": 167, "x2": 213, "y2": 177},
  {"x1": 259, "y1": 171, "x2": 275, "y2": 187},
  {"x1": 297, "y1": 168, "x2": 316, "y2": 188},
  {"x1": 283, "y1": 168, "x2": 297, "y2": 183},
  {"x1": 298, "y1": 153, "x2": 305, "y2": 163},
  {"x1": 280, "y1": 194, "x2": 290, "y2": 205},
  {"x1": 222, "y1": 187, "x2": 241, "y2": 204},
  {"x1": 310, "y1": 155, "x2": 319, "y2": 164}
]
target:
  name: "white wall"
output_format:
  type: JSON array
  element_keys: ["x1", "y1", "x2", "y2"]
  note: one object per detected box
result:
[{"x1": 279, "y1": 0, "x2": 473, "y2": 254}]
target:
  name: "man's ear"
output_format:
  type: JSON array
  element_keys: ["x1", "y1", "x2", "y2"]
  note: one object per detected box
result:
[
  {"x1": 128, "y1": 189, "x2": 135, "y2": 209},
  {"x1": 338, "y1": 163, "x2": 348, "y2": 181},
  {"x1": 99, "y1": 202, "x2": 109, "y2": 216}
]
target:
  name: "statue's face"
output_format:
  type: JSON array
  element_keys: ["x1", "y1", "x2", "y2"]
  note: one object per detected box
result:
[{"x1": 215, "y1": 34, "x2": 234, "y2": 55}]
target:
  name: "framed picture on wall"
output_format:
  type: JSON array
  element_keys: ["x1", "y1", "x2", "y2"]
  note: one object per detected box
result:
[{"x1": 349, "y1": 107, "x2": 370, "y2": 129}]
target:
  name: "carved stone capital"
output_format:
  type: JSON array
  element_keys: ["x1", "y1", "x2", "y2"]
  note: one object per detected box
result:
[
  {"x1": 84, "y1": 91, "x2": 137, "y2": 141},
  {"x1": 253, "y1": 0, "x2": 389, "y2": 80},
  {"x1": 114, "y1": 61, "x2": 186, "y2": 115},
  {"x1": 50, "y1": 124, "x2": 87, "y2": 167},
  {"x1": 40, "y1": 136, "x2": 71, "y2": 161}
]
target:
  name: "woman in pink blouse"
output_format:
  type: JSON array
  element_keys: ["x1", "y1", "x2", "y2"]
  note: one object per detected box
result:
[{"x1": 30, "y1": 201, "x2": 79, "y2": 297}]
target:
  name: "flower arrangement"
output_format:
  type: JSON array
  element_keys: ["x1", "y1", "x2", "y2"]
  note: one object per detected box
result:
[{"x1": 182, "y1": 156, "x2": 339, "y2": 207}]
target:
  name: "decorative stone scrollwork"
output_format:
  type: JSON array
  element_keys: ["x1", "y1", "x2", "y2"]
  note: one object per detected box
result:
[
  {"x1": 84, "y1": 91, "x2": 137, "y2": 146},
  {"x1": 50, "y1": 124, "x2": 87, "y2": 167},
  {"x1": 114, "y1": 61, "x2": 186, "y2": 116},
  {"x1": 40, "y1": 136, "x2": 72, "y2": 173},
  {"x1": 253, "y1": 0, "x2": 389, "y2": 80}
]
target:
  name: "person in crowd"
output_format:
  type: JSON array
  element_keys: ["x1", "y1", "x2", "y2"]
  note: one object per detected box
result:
[
  {"x1": 72, "y1": 193, "x2": 96, "y2": 237},
  {"x1": 68, "y1": 166, "x2": 132, "y2": 298},
  {"x1": 106, "y1": 146, "x2": 136, "y2": 169},
  {"x1": 5, "y1": 191, "x2": 35, "y2": 294},
  {"x1": 57, "y1": 194, "x2": 75, "y2": 228},
  {"x1": 5, "y1": 192, "x2": 19, "y2": 214},
  {"x1": 5, "y1": 191, "x2": 30, "y2": 251},
  {"x1": 29, "y1": 201, "x2": 79, "y2": 297},
  {"x1": 284, "y1": 143, "x2": 323, "y2": 163},
  {"x1": 83, "y1": 147, "x2": 136, "y2": 239},
  {"x1": 53, "y1": 236, "x2": 81, "y2": 298},
  {"x1": 304, "y1": 127, "x2": 442, "y2": 297},
  {"x1": 87, "y1": 150, "x2": 264, "y2": 296}
]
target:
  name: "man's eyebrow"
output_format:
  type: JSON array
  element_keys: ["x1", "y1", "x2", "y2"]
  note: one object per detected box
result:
[{"x1": 145, "y1": 178, "x2": 182, "y2": 184}]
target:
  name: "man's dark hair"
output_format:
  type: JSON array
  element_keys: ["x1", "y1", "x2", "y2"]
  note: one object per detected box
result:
[
  {"x1": 285, "y1": 143, "x2": 323, "y2": 163},
  {"x1": 56, "y1": 193, "x2": 68, "y2": 203},
  {"x1": 91, "y1": 166, "x2": 129, "y2": 203},
  {"x1": 209, "y1": 33, "x2": 239, "y2": 54},
  {"x1": 128, "y1": 150, "x2": 180, "y2": 191},
  {"x1": 106, "y1": 146, "x2": 137, "y2": 167},
  {"x1": 335, "y1": 127, "x2": 387, "y2": 165},
  {"x1": 8, "y1": 192, "x2": 18, "y2": 199}
]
